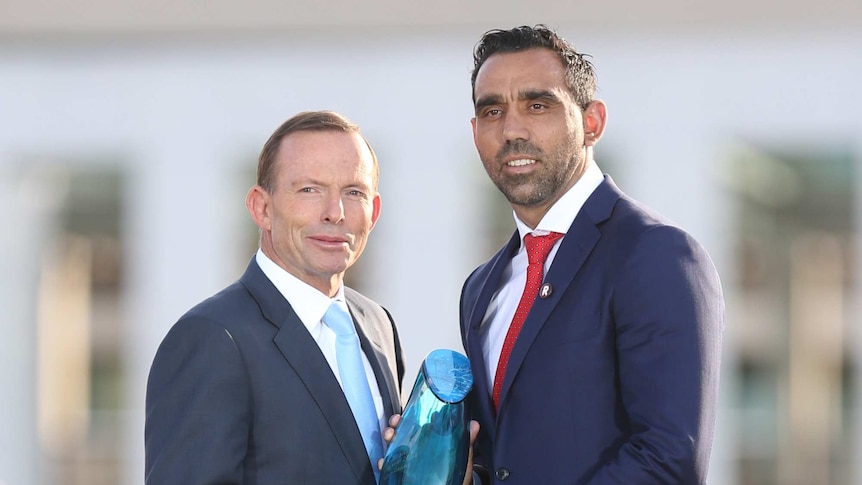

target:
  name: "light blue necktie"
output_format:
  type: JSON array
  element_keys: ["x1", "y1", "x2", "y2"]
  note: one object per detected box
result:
[{"x1": 323, "y1": 301, "x2": 383, "y2": 480}]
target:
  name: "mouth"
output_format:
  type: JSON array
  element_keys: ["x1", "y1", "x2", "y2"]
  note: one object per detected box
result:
[
  {"x1": 506, "y1": 158, "x2": 537, "y2": 167},
  {"x1": 311, "y1": 235, "x2": 350, "y2": 247}
]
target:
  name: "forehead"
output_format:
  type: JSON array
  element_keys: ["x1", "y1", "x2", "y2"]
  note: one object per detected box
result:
[
  {"x1": 276, "y1": 130, "x2": 375, "y2": 183},
  {"x1": 474, "y1": 48, "x2": 567, "y2": 98}
]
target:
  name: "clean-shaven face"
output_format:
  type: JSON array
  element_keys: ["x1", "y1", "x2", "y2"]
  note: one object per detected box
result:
[{"x1": 261, "y1": 130, "x2": 381, "y2": 294}]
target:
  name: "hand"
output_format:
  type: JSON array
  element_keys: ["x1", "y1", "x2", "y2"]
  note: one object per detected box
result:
[{"x1": 378, "y1": 414, "x2": 402, "y2": 470}]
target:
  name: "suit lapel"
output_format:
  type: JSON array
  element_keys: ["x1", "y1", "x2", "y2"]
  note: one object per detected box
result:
[
  {"x1": 466, "y1": 233, "x2": 520, "y2": 427},
  {"x1": 346, "y1": 295, "x2": 402, "y2": 416},
  {"x1": 272, "y1": 322, "x2": 373, "y2": 481},
  {"x1": 240, "y1": 260, "x2": 374, "y2": 484},
  {"x1": 468, "y1": 232, "x2": 521, "y2": 334},
  {"x1": 497, "y1": 176, "x2": 622, "y2": 411}
]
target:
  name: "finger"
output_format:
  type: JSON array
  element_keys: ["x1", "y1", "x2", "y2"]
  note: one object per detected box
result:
[
  {"x1": 469, "y1": 420, "x2": 480, "y2": 444},
  {"x1": 462, "y1": 422, "x2": 479, "y2": 485},
  {"x1": 388, "y1": 414, "x2": 402, "y2": 427},
  {"x1": 383, "y1": 426, "x2": 396, "y2": 443}
]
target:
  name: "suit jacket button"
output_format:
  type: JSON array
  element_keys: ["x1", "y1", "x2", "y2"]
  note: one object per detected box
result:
[{"x1": 495, "y1": 467, "x2": 510, "y2": 480}]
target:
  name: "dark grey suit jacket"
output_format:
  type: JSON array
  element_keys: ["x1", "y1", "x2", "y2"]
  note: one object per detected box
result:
[{"x1": 145, "y1": 258, "x2": 404, "y2": 484}]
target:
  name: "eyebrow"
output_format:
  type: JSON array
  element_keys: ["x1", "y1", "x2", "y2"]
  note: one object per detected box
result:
[
  {"x1": 474, "y1": 94, "x2": 505, "y2": 112},
  {"x1": 520, "y1": 89, "x2": 562, "y2": 104},
  {"x1": 290, "y1": 176, "x2": 372, "y2": 190},
  {"x1": 474, "y1": 89, "x2": 563, "y2": 112}
]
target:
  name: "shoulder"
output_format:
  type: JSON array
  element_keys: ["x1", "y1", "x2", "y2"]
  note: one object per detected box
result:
[
  {"x1": 155, "y1": 280, "x2": 258, "y2": 355},
  {"x1": 343, "y1": 286, "x2": 377, "y2": 307},
  {"x1": 182, "y1": 280, "x2": 255, "y2": 324},
  {"x1": 603, "y1": 197, "x2": 722, "y2": 302},
  {"x1": 591, "y1": 176, "x2": 692, "y2": 242},
  {"x1": 603, "y1": 194, "x2": 707, "y2": 254},
  {"x1": 344, "y1": 286, "x2": 382, "y2": 310},
  {"x1": 344, "y1": 287, "x2": 394, "y2": 325}
]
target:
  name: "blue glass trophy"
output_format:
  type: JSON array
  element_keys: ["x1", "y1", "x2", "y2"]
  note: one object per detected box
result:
[{"x1": 379, "y1": 349, "x2": 474, "y2": 485}]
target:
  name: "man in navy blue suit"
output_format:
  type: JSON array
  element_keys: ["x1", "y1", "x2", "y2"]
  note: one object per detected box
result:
[
  {"x1": 460, "y1": 25, "x2": 725, "y2": 483},
  {"x1": 145, "y1": 111, "x2": 404, "y2": 484}
]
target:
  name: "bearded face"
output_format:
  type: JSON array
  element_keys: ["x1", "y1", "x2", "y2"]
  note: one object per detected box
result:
[{"x1": 472, "y1": 48, "x2": 588, "y2": 215}]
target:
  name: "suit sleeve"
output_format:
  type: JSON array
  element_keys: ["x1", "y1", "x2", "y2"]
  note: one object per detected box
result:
[
  {"x1": 145, "y1": 316, "x2": 252, "y2": 485},
  {"x1": 586, "y1": 225, "x2": 724, "y2": 484}
]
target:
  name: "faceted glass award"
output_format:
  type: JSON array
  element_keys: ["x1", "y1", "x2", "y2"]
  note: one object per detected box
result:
[{"x1": 379, "y1": 349, "x2": 474, "y2": 485}]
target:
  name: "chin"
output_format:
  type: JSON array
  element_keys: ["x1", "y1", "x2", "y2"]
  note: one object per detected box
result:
[{"x1": 321, "y1": 259, "x2": 352, "y2": 276}]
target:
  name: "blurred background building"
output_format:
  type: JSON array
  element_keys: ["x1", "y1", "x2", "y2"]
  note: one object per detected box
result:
[{"x1": 1, "y1": 1, "x2": 860, "y2": 484}]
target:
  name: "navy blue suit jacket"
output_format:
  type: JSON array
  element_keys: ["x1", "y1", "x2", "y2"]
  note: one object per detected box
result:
[
  {"x1": 145, "y1": 258, "x2": 404, "y2": 484},
  {"x1": 460, "y1": 176, "x2": 724, "y2": 484}
]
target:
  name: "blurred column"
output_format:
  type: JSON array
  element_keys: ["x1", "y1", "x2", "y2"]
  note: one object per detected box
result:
[
  {"x1": 36, "y1": 236, "x2": 93, "y2": 481},
  {"x1": 780, "y1": 234, "x2": 844, "y2": 485},
  {"x1": 854, "y1": 136, "x2": 862, "y2": 485},
  {"x1": 0, "y1": 166, "x2": 67, "y2": 485}
]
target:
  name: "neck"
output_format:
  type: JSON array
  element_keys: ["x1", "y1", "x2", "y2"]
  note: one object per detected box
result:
[
  {"x1": 259, "y1": 238, "x2": 343, "y2": 298},
  {"x1": 513, "y1": 205, "x2": 549, "y2": 230},
  {"x1": 513, "y1": 156, "x2": 591, "y2": 229}
]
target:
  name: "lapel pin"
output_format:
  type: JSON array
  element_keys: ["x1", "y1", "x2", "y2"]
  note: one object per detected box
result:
[{"x1": 539, "y1": 283, "x2": 553, "y2": 299}]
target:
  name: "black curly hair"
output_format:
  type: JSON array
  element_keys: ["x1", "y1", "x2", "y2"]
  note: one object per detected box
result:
[{"x1": 471, "y1": 24, "x2": 597, "y2": 109}]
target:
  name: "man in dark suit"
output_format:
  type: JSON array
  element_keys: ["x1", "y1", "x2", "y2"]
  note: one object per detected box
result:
[
  {"x1": 145, "y1": 110, "x2": 404, "y2": 484},
  {"x1": 460, "y1": 26, "x2": 725, "y2": 483}
]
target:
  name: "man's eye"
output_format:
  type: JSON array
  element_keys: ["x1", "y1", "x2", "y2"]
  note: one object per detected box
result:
[{"x1": 530, "y1": 103, "x2": 545, "y2": 110}]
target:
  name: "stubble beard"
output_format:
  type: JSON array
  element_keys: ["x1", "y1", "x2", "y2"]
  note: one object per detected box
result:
[{"x1": 486, "y1": 137, "x2": 582, "y2": 208}]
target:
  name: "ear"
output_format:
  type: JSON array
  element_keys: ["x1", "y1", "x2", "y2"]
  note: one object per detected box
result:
[
  {"x1": 582, "y1": 100, "x2": 608, "y2": 147},
  {"x1": 369, "y1": 193, "x2": 382, "y2": 231},
  {"x1": 470, "y1": 117, "x2": 478, "y2": 144},
  {"x1": 246, "y1": 185, "x2": 272, "y2": 231}
]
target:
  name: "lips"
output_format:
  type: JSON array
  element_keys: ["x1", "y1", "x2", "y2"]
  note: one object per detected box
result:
[
  {"x1": 506, "y1": 158, "x2": 537, "y2": 167},
  {"x1": 311, "y1": 234, "x2": 350, "y2": 246}
]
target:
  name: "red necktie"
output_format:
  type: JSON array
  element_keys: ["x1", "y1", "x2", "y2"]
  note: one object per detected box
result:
[{"x1": 492, "y1": 231, "x2": 563, "y2": 410}]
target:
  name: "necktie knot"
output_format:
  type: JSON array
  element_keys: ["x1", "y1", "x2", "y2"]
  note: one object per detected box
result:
[
  {"x1": 323, "y1": 302, "x2": 355, "y2": 337},
  {"x1": 524, "y1": 232, "x2": 564, "y2": 265}
]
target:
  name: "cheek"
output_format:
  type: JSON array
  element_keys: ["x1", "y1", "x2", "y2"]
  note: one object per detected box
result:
[
  {"x1": 546, "y1": 125, "x2": 578, "y2": 150},
  {"x1": 346, "y1": 204, "x2": 375, "y2": 230},
  {"x1": 273, "y1": 201, "x2": 312, "y2": 232},
  {"x1": 564, "y1": 116, "x2": 584, "y2": 141},
  {"x1": 473, "y1": 124, "x2": 493, "y2": 144},
  {"x1": 475, "y1": 133, "x2": 498, "y2": 159}
]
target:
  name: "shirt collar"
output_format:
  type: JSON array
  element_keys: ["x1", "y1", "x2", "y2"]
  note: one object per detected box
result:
[{"x1": 255, "y1": 249, "x2": 345, "y2": 331}]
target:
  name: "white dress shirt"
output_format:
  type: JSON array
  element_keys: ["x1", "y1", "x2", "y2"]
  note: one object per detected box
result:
[
  {"x1": 255, "y1": 249, "x2": 385, "y2": 431},
  {"x1": 481, "y1": 162, "x2": 605, "y2": 389}
]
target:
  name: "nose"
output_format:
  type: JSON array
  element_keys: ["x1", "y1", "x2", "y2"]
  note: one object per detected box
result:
[
  {"x1": 322, "y1": 191, "x2": 345, "y2": 224},
  {"x1": 501, "y1": 110, "x2": 529, "y2": 142}
]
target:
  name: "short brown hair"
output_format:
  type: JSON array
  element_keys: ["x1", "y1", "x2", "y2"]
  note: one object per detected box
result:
[{"x1": 256, "y1": 110, "x2": 379, "y2": 192}]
